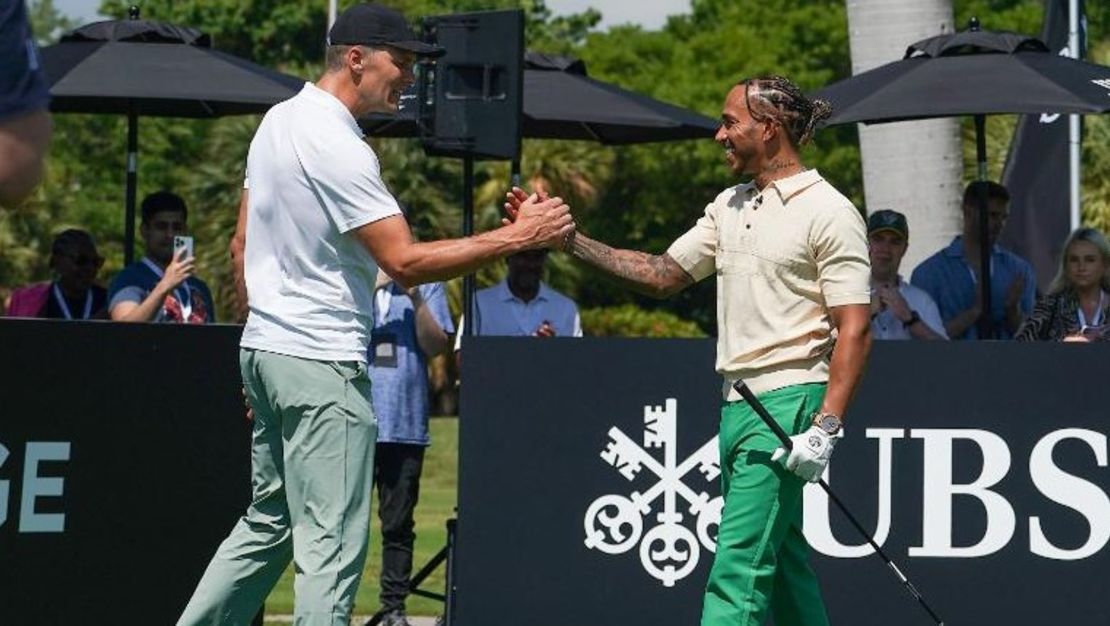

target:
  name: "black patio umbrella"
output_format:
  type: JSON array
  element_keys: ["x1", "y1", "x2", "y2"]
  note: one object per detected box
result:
[
  {"x1": 360, "y1": 51, "x2": 718, "y2": 144},
  {"x1": 813, "y1": 20, "x2": 1110, "y2": 338},
  {"x1": 40, "y1": 8, "x2": 304, "y2": 263}
]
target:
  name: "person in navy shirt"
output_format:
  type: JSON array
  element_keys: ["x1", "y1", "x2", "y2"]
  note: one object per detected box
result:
[
  {"x1": 911, "y1": 181, "x2": 1036, "y2": 340},
  {"x1": 108, "y1": 191, "x2": 216, "y2": 323},
  {"x1": 368, "y1": 269, "x2": 453, "y2": 626}
]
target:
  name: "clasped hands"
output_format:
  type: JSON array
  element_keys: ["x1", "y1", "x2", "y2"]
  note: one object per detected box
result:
[{"x1": 503, "y1": 186, "x2": 576, "y2": 252}]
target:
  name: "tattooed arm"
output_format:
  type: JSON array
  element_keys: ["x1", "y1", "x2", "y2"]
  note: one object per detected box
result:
[
  {"x1": 503, "y1": 186, "x2": 694, "y2": 298},
  {"x1": 569, "y1": 233, "x2": 693, "y2": 299}
]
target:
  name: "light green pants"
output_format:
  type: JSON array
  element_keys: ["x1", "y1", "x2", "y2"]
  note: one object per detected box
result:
[
  {"x1": 701, "y1": 383, "x2": 830, "y2": 626},
  {"x1": 178, "y1": 348, "x2": 377, "y2": 626}
]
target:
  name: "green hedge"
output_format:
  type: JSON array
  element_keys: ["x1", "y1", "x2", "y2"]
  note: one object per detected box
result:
[{"x1": 580, "y1": 304, "x2": 707, "y2": 338}]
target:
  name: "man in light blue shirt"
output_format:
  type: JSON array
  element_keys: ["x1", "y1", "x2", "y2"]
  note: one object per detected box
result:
[
  {"x1": 455, "y1": 249, "x2": 582, "y2": 342},
  {"x1": 368, "y1": 270, "x2": 453, "y2": 626},
  {"x1": 911, "y1": 181, "x2": 1037, "y2": 340}
]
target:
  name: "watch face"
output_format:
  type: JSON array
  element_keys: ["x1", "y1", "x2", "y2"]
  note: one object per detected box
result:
[{"x1": 818, "y1": 415, "x2": 841, "y2": 434}]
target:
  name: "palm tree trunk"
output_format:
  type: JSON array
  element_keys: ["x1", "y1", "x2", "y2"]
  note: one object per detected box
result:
[{"x1": 846, "y1": 0, "x2": 962, "y2": 274}]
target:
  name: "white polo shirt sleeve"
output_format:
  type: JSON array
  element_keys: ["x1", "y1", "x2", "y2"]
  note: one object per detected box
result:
[{"x1": 300, "y1": 132, "x2": 402, "y2": 233}]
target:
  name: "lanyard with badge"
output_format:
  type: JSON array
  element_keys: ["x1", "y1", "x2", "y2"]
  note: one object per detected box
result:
[
  {"x1": 141, "y1": 257, "x2": 191, "y2": 319},
  {"x1": 371, "y1": 285, "x2": 398, "y2": 367},
  {"x1": 52, "y1": 282, "x2": 93, "y2": 320}
]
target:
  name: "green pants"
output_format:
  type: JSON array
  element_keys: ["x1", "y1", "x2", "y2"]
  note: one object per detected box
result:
[
  {"x1": 701, "y1": 383, "x2": 829, "y2": 626},
  {"x1": 178, "y1": 348, "x2": 377, "y2": 626}
]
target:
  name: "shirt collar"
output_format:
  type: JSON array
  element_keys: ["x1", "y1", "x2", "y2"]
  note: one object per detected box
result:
[
  {"x1": 763, "y1": 169, "x2": 823, "y2": 203},
  {"x1": 300, "y1": 82, "x2": 363, "y2": 136},
  {"x1": 943, "y1": 236, "x2": 1002, "y2": 259},
  {"x1": 497, "y1": 279, "x2": 550, "y2": 303}
]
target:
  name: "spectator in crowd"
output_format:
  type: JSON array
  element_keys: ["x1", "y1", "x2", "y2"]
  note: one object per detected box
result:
[
  {"x1": 866, "y1": 210, "x2": 946, "y2": 340},
  {"x1": 6, "y1": 229, "x2": 107, "y2": 319},
  {"x1": 455, "y1": 249, "x2": 581, "y2": 344},
  {"x1": 911, "y1": 181, "x2": 1036, "y2": 340},
  {"x1": 368, "y1": 269, "x2": 453, "y2": 626},
  {"x1": 108, "y1": 191, "x2": 216, "y2": 323},
  {"x1": 1016, "y1": 227, "x2": 1110, "y2": 342},
  {"x1": 0, "y1": 0, "x2": 52, "y2": 209}
]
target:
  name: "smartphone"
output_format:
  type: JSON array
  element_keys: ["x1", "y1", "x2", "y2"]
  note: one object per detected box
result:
[{"x1": 173, "y1": 235, "x2": 194, "y2": 261}]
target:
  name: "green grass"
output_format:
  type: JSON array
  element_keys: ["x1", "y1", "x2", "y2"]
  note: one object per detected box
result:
[{"x1": 263, "y1": 416, "x2": 458, "y2": 620}]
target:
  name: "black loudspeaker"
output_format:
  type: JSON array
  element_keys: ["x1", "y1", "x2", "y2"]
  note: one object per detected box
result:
[{"x1": 418, "y1": 9, "x2": 524, "y2": 160}]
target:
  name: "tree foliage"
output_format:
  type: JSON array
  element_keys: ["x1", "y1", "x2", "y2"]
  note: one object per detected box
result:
[{"x1": 6, "y1": 0, "x2": 1110, "y2": 330}]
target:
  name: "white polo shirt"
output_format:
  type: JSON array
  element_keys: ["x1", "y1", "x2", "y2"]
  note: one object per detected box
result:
[
  {"x1": 240, "y1": 82, "x2": 402, "y2": 362},
  {"x1": 666, "y1": 169, "x2": 871, "y2": 399}
]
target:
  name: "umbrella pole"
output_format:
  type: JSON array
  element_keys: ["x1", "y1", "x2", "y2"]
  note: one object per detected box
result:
[
  {"x1": 511, "y1": 159, "x2": 521, "y2": 188},
  {"x1": 462, "y1": 156, "x2": 475, "y2": 337},
  {"x1": 124, "y1": 107, "x2": 138, "y2": 266},
  {"x1": 974, "y1": 114, "x2": 993, "y2": 339}
]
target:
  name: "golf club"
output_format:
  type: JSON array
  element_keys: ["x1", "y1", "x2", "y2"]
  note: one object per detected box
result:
[{"x1": 731, "y1": 379, "x2": 945, "y2": 626}]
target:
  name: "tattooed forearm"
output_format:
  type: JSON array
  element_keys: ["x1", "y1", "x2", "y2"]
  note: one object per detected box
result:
[{"x1": 570, "y1": 233, "x2": 693, "y2": 299}]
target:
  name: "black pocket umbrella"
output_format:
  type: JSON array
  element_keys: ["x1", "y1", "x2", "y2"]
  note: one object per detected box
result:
[
  {"x1": 40, "y1": 8, "x2": 304, "y2": 263},
  {"x1": 812, "y1": 20, "x2": 1110, "y2": 338}
]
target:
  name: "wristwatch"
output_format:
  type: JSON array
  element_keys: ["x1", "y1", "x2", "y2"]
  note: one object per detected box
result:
[
  {"x1": 902, "y1": 310, "x2": 921, "y2": 329},
  {"x1": 812, "y1": 412, "x2": 843, "y2": 436}
]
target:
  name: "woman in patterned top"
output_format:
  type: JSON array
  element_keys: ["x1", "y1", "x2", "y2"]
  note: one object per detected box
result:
[{"x1": 1016, "y1": 227, "x2": 1110, "y2": 342}]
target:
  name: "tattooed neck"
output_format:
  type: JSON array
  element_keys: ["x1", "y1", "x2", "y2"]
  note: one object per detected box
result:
[{"x1": 755, "y1": 159, "x2": 803, "y2": 189}]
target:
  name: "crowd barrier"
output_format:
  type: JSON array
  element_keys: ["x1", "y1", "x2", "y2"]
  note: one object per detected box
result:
[
  {"x1": 456, "y1": 337, "x2": 1109, "y2": 626},
  {"x1": 2, "y1": 321, "x2": 1106, "y2": 625},
  {"x1": 0, "y1": 320, "x2": 251, "y2": 625}
]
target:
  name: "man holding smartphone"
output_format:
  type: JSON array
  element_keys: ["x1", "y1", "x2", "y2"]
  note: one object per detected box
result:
[{"x1": 108, "y1": 190, "x2": 216, "y2": 323}]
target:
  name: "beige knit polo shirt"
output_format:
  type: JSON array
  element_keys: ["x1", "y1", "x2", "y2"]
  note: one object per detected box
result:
[{"x1": 666, "y1": 169, "x2": 870, "y2": 400}]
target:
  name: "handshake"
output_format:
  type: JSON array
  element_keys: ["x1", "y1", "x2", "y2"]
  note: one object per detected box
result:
[{"x1": 500, "y1": 186, "x2": 577, "y2": 252}]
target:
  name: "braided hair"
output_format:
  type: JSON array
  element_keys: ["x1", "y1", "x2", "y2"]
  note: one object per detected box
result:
[{"x1": 740, "y1": 76, "x2": 832, "y2": 146}]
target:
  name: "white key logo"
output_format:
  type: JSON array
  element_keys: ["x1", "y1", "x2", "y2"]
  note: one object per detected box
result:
[{"x1": 583, "y1": 399, "x2": 721, "y2": 587}]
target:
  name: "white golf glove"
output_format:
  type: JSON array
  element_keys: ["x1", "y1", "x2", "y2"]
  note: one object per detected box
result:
[{"x1": 771, "y1": 425, "x2": 843, "y2": 483}]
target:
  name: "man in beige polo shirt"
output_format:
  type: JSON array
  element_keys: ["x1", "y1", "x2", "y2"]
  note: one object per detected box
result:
[{"x1": 508, "y1": 75, "x2": 872, "y2": 626}]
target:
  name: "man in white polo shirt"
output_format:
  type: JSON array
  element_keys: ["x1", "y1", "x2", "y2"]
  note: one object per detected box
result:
[
  {"x1": 508, "y1": 76, "x2": 871, "y2": 626},
  {"x1": 177, "y1": 4, "x2": 574, "y2": 625}
]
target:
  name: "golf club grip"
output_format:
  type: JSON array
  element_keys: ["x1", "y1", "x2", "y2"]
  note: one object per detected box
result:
[{"x1": 731, "y1": 380, "x2": 794, "y2": 448}]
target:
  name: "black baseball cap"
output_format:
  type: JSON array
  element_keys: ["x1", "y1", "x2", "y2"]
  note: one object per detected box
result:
[
  {"x1": 867, "y1": 209, "x2": 909, "y2": 240},
  {"x1": 328, "y1": 3, "x2": 445, "y2": 57}
]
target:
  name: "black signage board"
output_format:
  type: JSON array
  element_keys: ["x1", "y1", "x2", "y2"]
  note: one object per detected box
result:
[
  {"x1": 0, "y1": 320, "x2": 251, "y2": 625},
  {"x1": 457, "y1": 338, "x2": 1110, "y2": 625}
]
